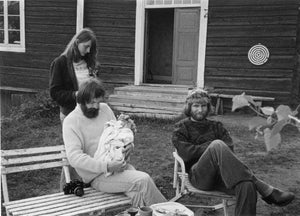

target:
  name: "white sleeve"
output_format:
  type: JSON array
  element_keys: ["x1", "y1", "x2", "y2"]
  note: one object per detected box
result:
[{"x1": 63, "y1": 117, "x2": 108, "y2": 175}]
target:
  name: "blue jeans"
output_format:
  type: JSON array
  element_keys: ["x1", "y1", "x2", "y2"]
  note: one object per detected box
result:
[{"x1": 189, "y1": 140, "x2": 259, "y2": 216}]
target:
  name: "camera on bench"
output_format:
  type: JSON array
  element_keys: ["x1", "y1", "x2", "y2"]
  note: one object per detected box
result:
[{"x1": 63, "y1": 179, "x2": 89, "y2": 197}]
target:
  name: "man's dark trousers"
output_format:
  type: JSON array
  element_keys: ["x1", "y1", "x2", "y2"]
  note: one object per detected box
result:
[{"x1": 189, "y1": 140, "x2": 257, "y2": 216}]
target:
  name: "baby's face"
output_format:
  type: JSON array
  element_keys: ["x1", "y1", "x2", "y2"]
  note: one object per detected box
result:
[{"x1": 122, "y1": 122, "x2": 131, "y2": 129}]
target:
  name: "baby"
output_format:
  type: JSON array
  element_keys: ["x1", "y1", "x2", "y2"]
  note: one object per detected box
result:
[{"x1": 94, "y1": 114, "x2": 137, "y2": 176}]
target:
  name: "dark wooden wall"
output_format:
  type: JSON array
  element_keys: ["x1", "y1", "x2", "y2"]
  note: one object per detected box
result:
[
  {"x1": 84, "y1": 0, "x2": 136, "y2": 85},
  {"x1": 205, "y1": 0, "x2": 300, "y2": 105},
  {"x1": 0, "y1": 0, "x2": 77, "y2": 89},
  {"x1": 1, "y1": 0, "x2": 299, "y2": 106}
]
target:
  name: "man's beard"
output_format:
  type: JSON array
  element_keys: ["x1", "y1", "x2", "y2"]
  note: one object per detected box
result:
[
  {"x1": 190, "y1": 110, "x2": 208, "y2": 121},
  {"x1": 81, "y1": 105, "x2": 99, "y2": 118}
]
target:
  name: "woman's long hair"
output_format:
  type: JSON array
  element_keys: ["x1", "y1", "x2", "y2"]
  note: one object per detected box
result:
[{"x1": 62, "y1": 28, "x2": 98, "y2": 70}]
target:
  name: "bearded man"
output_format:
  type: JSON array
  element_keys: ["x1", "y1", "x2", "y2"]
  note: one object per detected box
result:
[
  {"x1": 172, "y1": 89, "x2": 294, "y2": 216},
  {"x1": 63, "y1": 78, "x2": 166, "y2": 207}
]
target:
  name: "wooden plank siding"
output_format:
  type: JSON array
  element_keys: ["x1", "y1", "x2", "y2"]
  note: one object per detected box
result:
[
  {"x1": 0, "y1": 0, "x2": 77, "y2": 89},
  {"x1": 205, "y1": 0, "x2": 300, "y2": 105},
  {"x1": 293, "y1": 2, "x2": 300, "y2": 105},
  {"x1": 84, "y1": 0, "x2": 136, "y2": 84},
  {"x1": 0, "y1": 0, "x2": 299, "y2": 107}
]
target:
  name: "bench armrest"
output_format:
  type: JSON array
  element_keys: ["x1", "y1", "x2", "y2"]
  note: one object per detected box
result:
[{"x1": 173, "y1": 151, "x2": 187, "y2": 193}]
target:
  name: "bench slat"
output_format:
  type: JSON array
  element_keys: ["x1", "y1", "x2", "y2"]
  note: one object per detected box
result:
[
  {"x1": 10, "y1": 194, "x2": 124, "y2": 213},
  {"x1": 1, "y1": 145, "x2": 65, "y2": 156},
  {"x1": 12, "y1": 196, "x2": 130, "y2": 216},
  {"x1": 209, "y1": 93, "x2": 274, "y2": 101},
  {"x1": 0, "y1": 86, "x2": 38, "y2": 93},
  {"x1": 12, "y1": 193, "x2": 129, "y2": 216},
  {"x1": 2, "y1": 161, "x2": 68, "y2": 174},
  {"x1": 2, "y1": 152, "x2": 66, "y2": 165},
  {"x1": 5, "y1": 188, "x2": 101, "y2": 209},
  {"x1": 51, "y1": 198, "x2": 131, "y2": 216},
  {"x1": 2, "y1": 145, "x2": 130, "y2": 216}
]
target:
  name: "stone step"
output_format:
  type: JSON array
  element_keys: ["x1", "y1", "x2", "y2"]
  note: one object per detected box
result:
[
  {"x1": 116, "y1": 84, "x2": 190, "y2": 90},
  {"x1": 110, "y1": 105, "x2": 182, "y2": 115},
  {"x1": 114, "y1": 84, "x2": 190, "y2": 95},
  {"x1": 108, "y1": 101, "x2": 183, "y2": 113},
  {"x1": 114, "y1": 90, "x2": 187, "y2": 100},
  {"x1": 108, "y1": 84, "x2": 190, "y2": 119},
  {"x1": 109, "y1": 104, "x2": 183, "y2": 119},
  {"x1": 114, "y1": 85, "x2": 189, "y2": 100},
  {"x1": 108, "y1": 94, "x2": 185, "y2": 108}
]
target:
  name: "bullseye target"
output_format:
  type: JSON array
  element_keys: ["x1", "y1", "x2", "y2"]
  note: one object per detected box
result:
[{"x1": 248, "y1": 44, "x2": 269, "y2": 65}]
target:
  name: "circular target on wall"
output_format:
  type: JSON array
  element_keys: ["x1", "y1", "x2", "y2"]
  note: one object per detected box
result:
[{"x1": 248, "y1": 44, "x2": 269, "y2": 66}]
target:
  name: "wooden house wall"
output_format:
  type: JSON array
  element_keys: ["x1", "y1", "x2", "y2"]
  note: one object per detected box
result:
[
  {"x1": 0, "y1": 0, "x2": 77, "y2": 89},
  {"x1": 84, "y1": 0, "x2": 136, "y2": 85},
  {"x1": 0, "y1": 0, "x2": 299, "y2": 106},
  {"x1": 205, "y1": 0, "x2": 300, "y2": 105}
]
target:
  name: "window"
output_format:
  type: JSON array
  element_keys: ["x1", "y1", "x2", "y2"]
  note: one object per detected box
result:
[{"x1": 0, "y1": 0, "x2": 25, "y2": 52}]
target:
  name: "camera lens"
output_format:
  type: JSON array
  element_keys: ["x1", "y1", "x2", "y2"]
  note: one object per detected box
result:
[{"x1": 74, "y1": 187, "x2": 84, "y2": 197}]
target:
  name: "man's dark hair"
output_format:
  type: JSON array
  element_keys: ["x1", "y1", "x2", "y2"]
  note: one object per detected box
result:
[
  {"x1": 183, "y1": 88, "x2": 212, "y2": 117},
  {"x1": 76, "y1": 78, "x2": 105, "y2": 105}
]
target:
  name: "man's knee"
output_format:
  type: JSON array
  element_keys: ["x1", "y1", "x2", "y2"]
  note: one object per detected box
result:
[
  {"x1": 133, "y1": 172, "x2": 151, "y2": 184},
  {"x1": 132, "y1": 171, "x2": 153, "y2": 191},
  {"x1": 209, "y1": 139, "x2": 227, "y2": 149}
]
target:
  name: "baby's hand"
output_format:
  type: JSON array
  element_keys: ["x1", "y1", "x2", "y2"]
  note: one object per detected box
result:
[{"x1": 107, "y1": 158, "x2": 126, "y2": 173}]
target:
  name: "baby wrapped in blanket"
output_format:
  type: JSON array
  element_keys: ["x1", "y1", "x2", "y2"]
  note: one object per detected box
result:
[{"x1": 94, "y1": 114, "x2": 136, "y2": 176}]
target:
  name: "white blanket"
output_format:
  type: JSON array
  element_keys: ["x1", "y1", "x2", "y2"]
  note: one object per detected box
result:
[{"x1": 94, "y1": 115, "x2": 135, "y2": 176}]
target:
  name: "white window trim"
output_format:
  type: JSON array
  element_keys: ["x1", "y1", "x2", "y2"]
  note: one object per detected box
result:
[
  {"x1": 0, "y1": 0, "x2": 25, "y2": 52},
  {"x1": 76, "y1": 0, "x2": 84, "y2": 33},
  {"x1": 135, "y1": 0, "x2": 209, "y2": 88}
]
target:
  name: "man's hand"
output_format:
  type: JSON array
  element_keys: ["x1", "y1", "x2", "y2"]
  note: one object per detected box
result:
[
  {"x1": 107, "y1": 159, "x2": 126, "y2": 173},
  {"x1": 123, "y1": 143, "x2": 134, "y2": 160}
]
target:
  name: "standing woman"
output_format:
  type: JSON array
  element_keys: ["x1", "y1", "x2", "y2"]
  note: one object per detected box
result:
[
  {"x1": 49, "y1": 28, "x2": 98, "y2": 187},
  {"x1": 50, "y1": 28, "x2": 98, "y2": 122}
]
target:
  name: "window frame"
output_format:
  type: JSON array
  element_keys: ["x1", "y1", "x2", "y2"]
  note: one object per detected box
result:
[
  {"x1": 0, "y1": 0, "x2": 25, "y2": 52},
  {"x1": 145, "y1": 0, "x2": 201, "y2": 8}
]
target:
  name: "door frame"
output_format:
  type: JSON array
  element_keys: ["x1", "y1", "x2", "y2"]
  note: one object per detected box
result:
[{"x1": 134, "y1": 0, "x2": 209, "y2": 88}]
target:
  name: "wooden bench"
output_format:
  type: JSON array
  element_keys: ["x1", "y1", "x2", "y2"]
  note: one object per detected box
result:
[
  {"x1": 0, "y1": 86, "x2": 38, "y2": 116},
  {"x1": 1, "y1": 145, "x2": 131, "y2": 216},
  {"x1": 209, "y1": 93, "x2": 275, "y2": 115}
]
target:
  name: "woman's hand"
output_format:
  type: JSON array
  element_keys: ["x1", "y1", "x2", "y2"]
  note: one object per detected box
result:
[
  {"x1": 107, "y1": 159, "x2": 126, "y2": 173},
  {"x1": 123, "y1": 143, "x2": 134, "y2": 160}
]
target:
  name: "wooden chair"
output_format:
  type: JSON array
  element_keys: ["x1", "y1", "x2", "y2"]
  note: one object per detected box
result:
[
  {"x1": 1, "y1": 145, "x2": 131, "y2": 216},
  {"x1": 170, "y1": 151, "x2": 235, "y2": 216}
]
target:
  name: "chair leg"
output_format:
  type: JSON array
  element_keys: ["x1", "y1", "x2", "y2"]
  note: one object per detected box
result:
[
  {"x1": 170, "y1": 193, "x2": 183, "y2": 202},
  {"x1": 223, "y1": 199, "x2": 228, "y2": 216}
]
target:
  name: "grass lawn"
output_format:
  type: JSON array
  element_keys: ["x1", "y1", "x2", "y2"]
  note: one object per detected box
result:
[{"x1": 1, "y1": 110, "x2": 300, "y2": 216}]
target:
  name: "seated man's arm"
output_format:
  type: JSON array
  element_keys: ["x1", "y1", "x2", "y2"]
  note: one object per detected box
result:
[
  {"x1": 63, "y1": 118, "x2": 108, "y2": 175},
  {"x1": 215, "y1": 121, "x2": 234, "y2": 151},
  {"x1": 172, "y1": 122, "x2": 210, "y2": 163}
]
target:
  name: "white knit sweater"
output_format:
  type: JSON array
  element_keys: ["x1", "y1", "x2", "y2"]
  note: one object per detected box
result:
[{"x1": 63, "y1": 103, "x2": 116, "y2": 183}]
